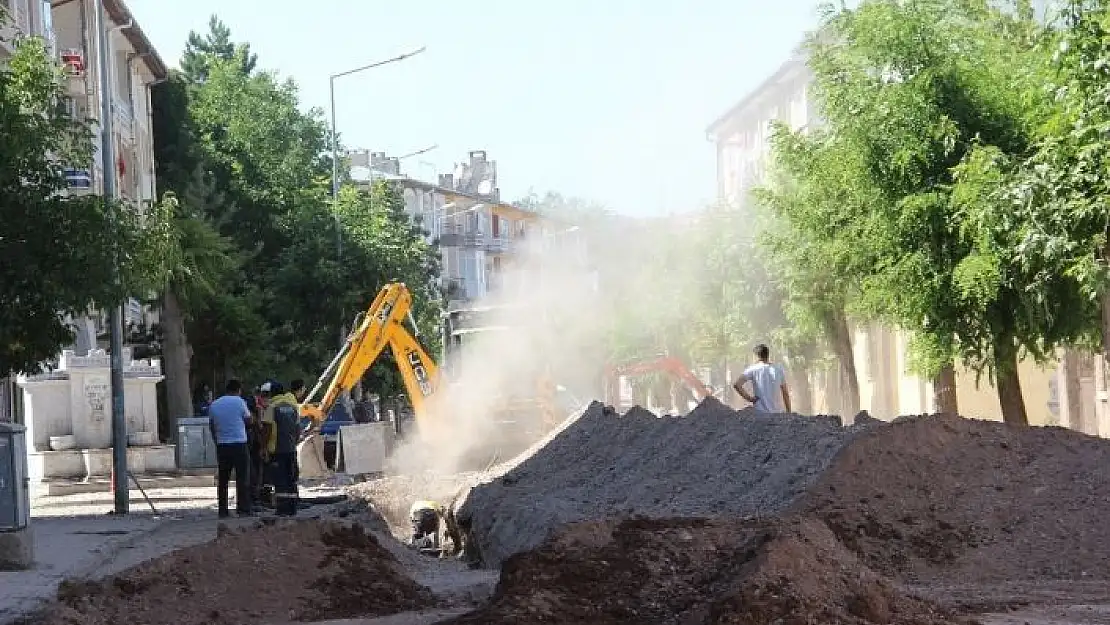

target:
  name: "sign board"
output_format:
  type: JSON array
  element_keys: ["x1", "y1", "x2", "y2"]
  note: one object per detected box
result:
[
  {"x1": 84, "y1": 375, "x2": 109, "y2": 424},
  {"x1": 336, "y1": 423, "x2": 393, "y2": 475}
]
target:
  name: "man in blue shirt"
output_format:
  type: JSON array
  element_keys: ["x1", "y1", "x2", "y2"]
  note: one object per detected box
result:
[{"x1": 208, "y1": 379, "x2": 253, "y2": 517}]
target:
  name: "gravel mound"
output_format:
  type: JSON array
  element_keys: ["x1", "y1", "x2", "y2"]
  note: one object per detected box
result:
[
  {"x1": 31, "y1": 520, "x2": 438, "y2": 625},
  {"x1": 793, "y1": 413, "x2": 1110, "y2": 583},
  {"x1": 439, "y1": 516, "x2": 966, "y2": 625},
  {"x1": 456, "y1": 398, "x2": 875, "y2": 567}
]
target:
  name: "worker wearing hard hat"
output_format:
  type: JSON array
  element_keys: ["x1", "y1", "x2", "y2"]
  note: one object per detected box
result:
[
  {"x1": 409, "y1": 500, "x2": 441, "y2": 550},
  {"x1": 263, "y1": 380, "x2": 306, "y2": 516}
]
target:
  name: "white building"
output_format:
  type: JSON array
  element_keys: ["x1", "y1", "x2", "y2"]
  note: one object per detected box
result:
[
  {"x1": 706, "y1": 51, "x2": 812, "y2": 205},
  {"x1": 351, "y1": 149, "x2": 587, "y2": 306}
]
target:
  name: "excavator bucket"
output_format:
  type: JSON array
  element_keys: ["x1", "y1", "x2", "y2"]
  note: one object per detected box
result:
[{"x1": 297, "y1": 435, "x2": 328, "y2": 479}]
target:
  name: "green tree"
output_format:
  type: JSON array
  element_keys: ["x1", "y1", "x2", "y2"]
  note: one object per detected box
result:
[
  {"x1": 971, "y1": 1, "x2": 1110, "y2": 399},
  {"x1": 0, "y1": 37, "x2": 171, "y2": 375},
  {"x1": 180, "y1": 15, "x2": 257, "y2": 82},
  {"x1": 151, "y1": 18, "x2": 442, "y2": 405},
  {"x1": 760, "y1": 0, "x2": 1057, "y2": 424}
]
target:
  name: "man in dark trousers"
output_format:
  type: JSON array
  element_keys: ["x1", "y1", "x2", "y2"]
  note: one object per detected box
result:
[
  {"x1": 265, "y1": 379, "x2": 305, "y2": 516},
  {"x1": 208, "y1": 379, "x2": 253, "y2": 518}
]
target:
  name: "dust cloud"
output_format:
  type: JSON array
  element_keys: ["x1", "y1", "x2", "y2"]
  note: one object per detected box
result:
[
  {"x1": 387, "y1": 227, "x2": 605, "y2": 476},
  {"x1": 385, "y1": 203, "x2": 788, "y2": 476}
]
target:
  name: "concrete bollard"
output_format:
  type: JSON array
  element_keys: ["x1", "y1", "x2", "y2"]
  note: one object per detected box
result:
[{"x1": 0, "y1": 526, "x2": 34, "y2": 570}]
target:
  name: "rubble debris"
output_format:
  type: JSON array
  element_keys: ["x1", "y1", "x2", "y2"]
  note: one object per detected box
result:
[
  {"x1": 439, "y1": 516, "x2": 968, "y2": 625},
  {"x1": 32, "y1": 520, "x2": 438, "y2": 625},
  {"x1": 455, "y1": 398, "x2": 876, "y2": 567}
]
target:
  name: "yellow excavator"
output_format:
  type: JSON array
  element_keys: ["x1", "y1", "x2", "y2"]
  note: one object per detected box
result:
[
  {"x1": 297, "y1": 281, "x2": 559, "y2": 467},
  {"x1": 300, "y1": 282, "x2": 437, "y2": 429}
]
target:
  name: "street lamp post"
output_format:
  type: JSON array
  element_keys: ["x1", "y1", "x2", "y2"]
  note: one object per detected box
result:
[
  {"x1": 328, "y1": 46, "x2": 426, "y2": 347},
  {"x1": 95, "y1": 0, "x2": 128, "y2": 514}
]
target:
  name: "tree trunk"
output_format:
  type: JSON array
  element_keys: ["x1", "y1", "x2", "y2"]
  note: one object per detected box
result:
[
  {"x1": 1060, "y1": 349, "x2": 1085, "y2": 432},
  {"x1": 790, "y1": 364, "x2": 813, "y2": 415},
  {"x1": 993, "y1": 335, "x2": 1028, "y2": 426},
  {"x1": 828, "y1": 310, "x2": 860, "y2": 415},
  {"x1": 162, "y1": 289, "x2": 193, "y2": 442},
  {"x1": 932, "y1": 363, "x2": 958, "y2": 415}
]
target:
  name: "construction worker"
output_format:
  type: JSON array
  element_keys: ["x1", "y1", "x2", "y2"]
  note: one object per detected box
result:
[
  {"x1": 263, "y1": 379, "x2": 305, "y2": 516},
  {"x1": 409, "y1": 500, "x2": 441, "y2": 550},
  {"x1": 245, "y1": 382, "x2": 272, "y2": 511},
  {"x1": 733, "y1": 344, "x2": 792, "y2": 414}
]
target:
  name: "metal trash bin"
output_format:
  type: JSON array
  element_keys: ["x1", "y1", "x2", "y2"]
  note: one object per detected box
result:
[
  {"x1": 0, "y1": 423, "x2": 29, "y2": 531},
  {"x1": 176, "y1": 416, "x2": 218, "y2": 469}
]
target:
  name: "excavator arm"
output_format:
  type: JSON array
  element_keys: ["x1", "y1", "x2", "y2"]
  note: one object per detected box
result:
[
  {"x1": 301, "y1": 282, "x2": 439, "y2": 427},
  {"x1": 603, "y1": 356, "x2": 714, "y2": 407}
]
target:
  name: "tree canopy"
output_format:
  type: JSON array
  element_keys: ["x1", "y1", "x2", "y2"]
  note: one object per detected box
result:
[
  {"x1": 0, "y1": 37, "x2": 172, "y2": 375},
  {"x1": 150, "y1": 16, "x2": 441, "y2": 419}
]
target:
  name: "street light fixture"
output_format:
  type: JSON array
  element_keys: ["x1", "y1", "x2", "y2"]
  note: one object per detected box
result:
[{"x1": 328, "y1": 45, "x2": 427, "y2": 347}]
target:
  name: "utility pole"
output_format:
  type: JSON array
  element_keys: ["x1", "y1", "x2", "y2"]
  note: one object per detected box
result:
[
  {"x1": 328, "y1": 46, "x2": 427, "y2": 348},
  {"x1": 95, "y1": 0, "x2": 127, "y2": 514}
]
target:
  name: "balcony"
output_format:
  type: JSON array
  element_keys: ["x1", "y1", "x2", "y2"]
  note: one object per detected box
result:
[
  {"x1": 60, "y1": 49, "x2": 88, "y2": 97},
  {"x1": 485, "y1": 235, "x2": 510, "y2": 254},
  {"x1": 439, "y1": 224, "x2": 485, "y2": 249},
  {"x1": 112, "y1": 99, "x2": 134, "y2": 143},
  {"x1": 64, "y1": 167, "x2": 93, "y2": 191}
]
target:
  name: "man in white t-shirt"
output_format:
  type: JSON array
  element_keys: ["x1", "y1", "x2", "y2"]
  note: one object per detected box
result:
[{"x1": 733, "y1": 344, "x2": 792, "y2": 414}]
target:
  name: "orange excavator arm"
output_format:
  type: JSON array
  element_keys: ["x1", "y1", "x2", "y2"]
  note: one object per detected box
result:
[{"x1": 603, "y1": 356, "x2": 713, "y2": 407}]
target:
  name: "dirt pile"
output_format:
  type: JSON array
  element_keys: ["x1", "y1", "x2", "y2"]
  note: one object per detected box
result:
[
  {"x1": 440, "y1": 516, "x2": 966, "y2": 625},
  {"x1": 793, "y1": 413, "x2": 1110, "y2": 583},
  {"x1": 455, "y1": 398, "x2": 875, "y2": 567},
  {"x1": 31, "y1": 520, "x2": 437, "y2": 625}
]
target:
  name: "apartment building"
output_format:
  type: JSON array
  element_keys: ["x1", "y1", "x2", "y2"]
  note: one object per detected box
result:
[
  {"x1": 0, "y1": 0, "x2": 164, "y2": 422},
  {"x1": 706, "y1": 47, "x2": 1088, "y2": 428},
  {"x1": 351, "y1": 149, "x2": 587, "y2": 306},
  {"x1": 51, "y1": 0, "x2": 166, "y2": 342}
]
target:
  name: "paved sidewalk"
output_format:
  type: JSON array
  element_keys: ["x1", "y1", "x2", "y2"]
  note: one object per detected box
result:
[
  {"x1": 0, "y1": 487, "x2": 219, "y2": 624},
  {"x1": 0, "y1": 515, "x2": 162, "y2": 624}
]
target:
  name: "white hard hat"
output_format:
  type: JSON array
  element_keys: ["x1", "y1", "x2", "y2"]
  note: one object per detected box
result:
[{"x1": 260, "y1": 381, "x2": 272, "y2": 393}]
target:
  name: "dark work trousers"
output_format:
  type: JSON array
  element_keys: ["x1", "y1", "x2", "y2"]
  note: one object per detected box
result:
[
  {"x1": 272, "y1": 452, "x2": 299, "y2": 516},
  {"x1": 248, "y1": 436, "x2": 265, "y2": 507},
  {"x1": 216, "y1": 442, "x2": 251, "y2": 516}
]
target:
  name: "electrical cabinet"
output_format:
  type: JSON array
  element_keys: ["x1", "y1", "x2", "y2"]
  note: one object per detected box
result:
[
  {"x1": 0, "y1": 423, "x2": 30, "y2": 531},
  {"x1": 176, "y1": 417, "x2": 218, "y2": 469}
]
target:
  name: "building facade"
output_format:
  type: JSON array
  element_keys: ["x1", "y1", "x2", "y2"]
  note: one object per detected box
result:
[
  {"x1": 352, "y1": 149, "x2": 588, "y2": 307},
  {"x1": 0, "y1": 0, "x2": 53, "y2": 53},
  {"x1": 52, "y1": 0, "x2": 167, "y2": 344},
  {"x1": 0, "y1": 0, "x2": 166, "y2": 422},
  {"x1": 706, "y1": 48, "x2": 1095, "y2": 430}
]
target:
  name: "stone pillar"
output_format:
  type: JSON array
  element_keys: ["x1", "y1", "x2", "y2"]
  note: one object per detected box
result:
[
  {"x1": 1095, "y1": 355, "x2": 1109, "y2": 437},
  {"x1": 0, "y1": 529, "x2": 34, "y2": 570}
]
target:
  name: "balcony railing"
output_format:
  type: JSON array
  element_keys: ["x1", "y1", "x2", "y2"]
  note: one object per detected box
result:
[
  {"x1": 112, "y1": 99, "x2": 134, "y2": 142},
  {"x1": 64, "y1": 167, "x2": 93, "y2": 191}
]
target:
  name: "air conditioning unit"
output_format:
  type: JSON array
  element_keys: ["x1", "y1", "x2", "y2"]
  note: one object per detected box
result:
[{"x1": 60, "y1": 49, "x2": 84, "y2": 76}]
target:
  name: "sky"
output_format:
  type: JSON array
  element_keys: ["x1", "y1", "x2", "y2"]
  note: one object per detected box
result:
[{"x1": 124, "y1": 0, "x2": 828, "y2": 217}]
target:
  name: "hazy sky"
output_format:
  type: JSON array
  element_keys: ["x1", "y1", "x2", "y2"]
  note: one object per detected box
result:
[{"x1": 124, "y1": 0, "x2": 826, "y2": 216}]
